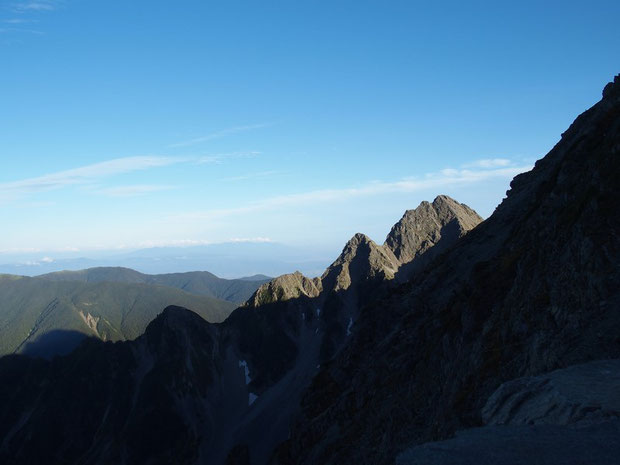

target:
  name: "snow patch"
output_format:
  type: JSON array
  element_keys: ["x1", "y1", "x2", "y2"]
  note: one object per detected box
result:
[
  {"x1": 249, "y1": 393, "x2": 258, "y2": 406},
  {"x1": 316, "y1": 308, "x2": 321, "y2": 317},
  {"x1": 346, "y1": 317, "x2": 353, "y2": 336},
  {"x1": 239, "y1": 360, "x2": 251, "y2": 384}
]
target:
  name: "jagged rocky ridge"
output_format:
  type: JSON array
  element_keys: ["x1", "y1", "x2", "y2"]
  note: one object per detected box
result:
[
  {"x1": 248, "y1": 194, "x2": 482, "y2": 307},
  {"x1": 1, "y1": 75, "x2": 618, "y2": 465},
  {"x1": 0, "y1": 195, "x2": 481, "y2": 465},
  {"x1": 273, "y1": 75, "x2": 620, "y2": 464}
]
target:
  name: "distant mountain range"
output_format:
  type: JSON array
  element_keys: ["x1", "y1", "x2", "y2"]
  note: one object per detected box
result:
[
  {"x1": 38, "y1": 267, "x2": 270, "y2": 304},
  {"x1": 0, "y1": 269, "x2": 269, "y2": 358},
  {"x1": 0, "y1": 242, "x2": 332, "y2": 278},
  {"x1": 0, "y1": 75, "x2": 618, "y2": 465}
]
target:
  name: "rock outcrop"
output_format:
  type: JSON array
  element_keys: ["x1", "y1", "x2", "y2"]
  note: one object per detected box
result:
[
  {"x1": 275, "y1": 75, "x2": 620, "y2": 464},
  {"x1": 396, "y1": 421, "x2": 620, "y2": 465},
  {"x1": 246, "y1": 271, "x2": 322, "y2": 307},
  {"x1": 385, "y1": 194, "x2": 482, "y2": 267},
  {"x1": 246, "y1": 194, "x2": 481, "y2": 309},
  {"x1": 482, "y1": 359, "x2": 620, "y2": 426},
  {"x1": 397, "y1": 359, "x2": 620, "y2": 465},
  {"x1": 320, "y1": 233, "x2": 400, "y2": 292}
]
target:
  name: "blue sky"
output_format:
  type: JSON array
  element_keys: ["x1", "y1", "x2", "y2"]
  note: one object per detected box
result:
[{"x1": 1, "y1": 0, "x2": 618, "y2": 259}]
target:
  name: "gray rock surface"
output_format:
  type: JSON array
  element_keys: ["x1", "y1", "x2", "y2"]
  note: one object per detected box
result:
[
  {"x1": 397, "y1": 359, "x2": 620, "y2": 464},
  {"x1": 245, "y1": 271, "x2": 322, "y2": 307},
  {"x1": 396, "y1": 420, "x2": 620, "y2": 465},
  {"x1": 385, "y1": 195, "x2": 482, "y2": 268},
  {"x1": 483, "y1": 359, "x2": 620, "y2": 426},
  {"x1": 320, "y1": 233, "x2": 400, "y2": 292}
]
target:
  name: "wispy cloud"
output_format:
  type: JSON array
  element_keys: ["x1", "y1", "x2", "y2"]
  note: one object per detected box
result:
[
  {"x1": 0, "y1": 27, "x2": 43, "y2": 34},
  {"x1": 463, "y1": 158, "x2": 513, "y2": 169},
  {"x1": 2, "y1": 1, "x2": 60, "y2": 41},
  {"x1": 171, "y1": 160, "x2": 533, "y2": 222},
  {"x1": 0, "y1": 156, "x2": 181, "y2": 203},
  {"x1": 12, "y1": 1, "x2": 58, "y2": 12},
  {"x1": 227, "y1": 237, "x2": 274, "y2": 243},
  {"x1": 196, "y1": 151, "x2": 261, "y2": 165},
  {"x1": 221, "y1": 170, "x2": 279, "y2": 182},
  {"x1": 98, "y1": 184, "x2": 176, "y2": 198},
  {"x1": 129, "y1": 236, "x2": 274, "y2": 249},
  {"x1": 2, "y1": 18, "x2": 37, "y2": 23},
  {"x1": 169, "y1": 123, "x2": 272, "y2": 148}
]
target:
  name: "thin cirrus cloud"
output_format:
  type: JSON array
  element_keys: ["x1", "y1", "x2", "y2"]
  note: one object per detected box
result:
[
  {"x1": 97, "y1": 184, "x2": 176, "y2": 198},
  {"x1": 12, "y1": 1, "x2": 58, "y2": 12},
  {"x1": 196, "y1": 151, "x2": 261, "y2": 165},
  {"x1": 2, "y1": 18, "x2": 37, "y2": 23},
  {"x1": 0, "y1": 27, "x2": 43, "y2": 34},
  {"x1": 3, "y1": 1, "x2": 59, "y2": 37},
  {"x1": 0, "y1": 156, "x2": 181, "y2": 203},
  {"x1": 170, "y1": 159, "x2": 533, "y2": 222},
  {"x1": 220, "y1": 170, "x2": 279, "y2": 182},
  {"x1": 462, "y1": 158, "x2": 513, "y2": 169},
  {"x1": 168, "y1": 123, "x2": 272, "y2": 148}
]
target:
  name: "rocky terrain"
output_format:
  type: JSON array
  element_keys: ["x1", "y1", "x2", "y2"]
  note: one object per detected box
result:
[
  {"x1": 248, "y1": 194, "x2": 482, "y2": 308},
  {"x1": 0, "y1": 75, "x2": 618, "y2": 465},
  {"x1": 274, "y1": 74, "x2": 620, "y2": 464},
  {"x1": 0, "y1": 194, "x2": 481, "y2": 465},
  {"x1": 397, "y1": 360, "x2": 620, "y2": 464}
]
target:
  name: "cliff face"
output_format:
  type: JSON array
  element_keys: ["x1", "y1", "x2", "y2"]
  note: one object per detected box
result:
[
  {"x1": 275, "y1": 75, "x2": 620, "y2": 464},
  {"x1": 384, "y1": 195, "x2": 482, "y2": 272}
]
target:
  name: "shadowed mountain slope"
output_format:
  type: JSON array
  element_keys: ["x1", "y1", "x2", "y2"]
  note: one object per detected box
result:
[
  {"x1": 0, "y1": 307, "x2": 218, "y2": 465},
  {"x1": 0, "y1": 276, "x2": 235, "y2": 357},
  {"x1": 397, "y1": 359, "x2": 620, "y2": 464},
  {"x1": 274, "y1": 75, "x2": 620, "y2": 464}
]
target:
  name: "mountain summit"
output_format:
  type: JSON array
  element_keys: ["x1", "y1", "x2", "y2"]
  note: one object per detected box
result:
[
  {"x1": 385, "y1": 195, "x2": 483, "y2": 269},
  {"x1": 247, "y1": 194, "x2": 482, "y2": 308}
]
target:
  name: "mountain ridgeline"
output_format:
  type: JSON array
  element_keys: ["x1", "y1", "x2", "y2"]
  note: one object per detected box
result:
[
  {"x1": 0, "y1": 195, "x2": 482, "y2": 465},
  {"x1": 0, "y1": 75, "x2": 619, "y2": 465},
  {"x1": 39, "y1": 268, "x2": 271, "y2": 304},
  {"x1": 0, "y1": 270, "x2": 269, "y2": 358}
]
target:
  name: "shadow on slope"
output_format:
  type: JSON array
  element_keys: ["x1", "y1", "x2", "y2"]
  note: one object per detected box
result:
[{"x1": 20, "y1": 330, "x2": 92, "y2": 359}]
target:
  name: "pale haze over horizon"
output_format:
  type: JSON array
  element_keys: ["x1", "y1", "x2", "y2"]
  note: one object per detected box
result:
[{"x1": 1, "y1": 1, "x2": 618, "y2": 262}]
